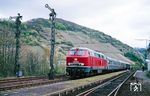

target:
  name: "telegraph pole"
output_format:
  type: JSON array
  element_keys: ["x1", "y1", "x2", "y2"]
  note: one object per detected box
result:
[
  {"x1": 135, "y1": 39, "x2": 150, "y2": 48},
  {"x1": 147, "y1": 43, "x2": 150, "y2": 71},
  {"x1": 147, "y1": 42, "x2": 150, "y2": 59},
  {"x1": 135, "y1": 39, "x2": 150, "y2": 59},
  {"x1": 135, "y1": 39, "x2": 150, "y2": 70},
  {"x1": 148, "y1": 43, "x2": 150, "y2": 52},
  {"x1": 45, "y1": 4, "x2": 56, "y2": 79},
  {"x1": 10, "y1": 13, "x2": 22, "y2": 77}
]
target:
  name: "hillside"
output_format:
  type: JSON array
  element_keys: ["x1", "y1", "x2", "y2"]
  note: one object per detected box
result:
[
  {"x1": 0, "y1": 18, "x2": 144, "y2": 77},
  {"x1": 25, "y1": 18, "x2": 143, "y2": 63}
]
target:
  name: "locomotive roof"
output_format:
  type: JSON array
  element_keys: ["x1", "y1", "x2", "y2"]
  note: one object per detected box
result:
[
  {"x1": 70, "y1": 47, "x2": 130, "y2": 65},
  {"x1": 71, "y1": 47, "x2": 94, "y2": 52},
  {"x1": 71, "y1": 47, "x2": 104, "y2": 54}
]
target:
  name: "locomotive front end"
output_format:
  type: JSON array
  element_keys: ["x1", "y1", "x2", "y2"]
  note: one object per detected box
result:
[{"x1": 66, "y1": 48, "x2": 91, "y2": 77}]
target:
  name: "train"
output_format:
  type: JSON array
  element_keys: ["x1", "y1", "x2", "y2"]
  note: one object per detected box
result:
[{"x1": 66, "y1": 47, "x2": 130, "y2": 77}]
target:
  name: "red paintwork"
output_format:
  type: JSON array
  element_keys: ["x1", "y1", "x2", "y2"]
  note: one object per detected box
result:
[{"x1": 66, "y1": 49, "x2": 108, "y2": 69}]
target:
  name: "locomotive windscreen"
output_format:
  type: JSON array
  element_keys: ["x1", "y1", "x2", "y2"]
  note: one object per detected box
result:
[{"x1": 69, "y1": 49, "x2": 86, "y2": 56}]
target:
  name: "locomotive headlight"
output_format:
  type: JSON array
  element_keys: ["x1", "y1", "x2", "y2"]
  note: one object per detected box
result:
[
  {"x1": 74, "y1": 58, "x2": 77, "y2": 61},
  {"x1": 80, "y1": 63, "x2": 84, "y2": 66},
  {"x1": 68, "y1": 63, "x2": 71, "y2": 66}
]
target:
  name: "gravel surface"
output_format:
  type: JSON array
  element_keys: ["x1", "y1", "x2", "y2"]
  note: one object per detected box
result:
[{"x1": 117, "y1": 70, "x2": 150, "y2": 96}]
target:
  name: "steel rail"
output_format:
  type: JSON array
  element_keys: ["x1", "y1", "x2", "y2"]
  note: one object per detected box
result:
[
  {"x1": 76, "y1": 71, "x2": 129, "y2": 96},
  {"x1": 108, "y1": 71, "x2": 135, "y2": 96},
  {"x1": 45, "y1": 71, "x2": 127, "y2": 96},
  {"x1": 0, "y1": 75, "x2": 67, "y2": 91}
]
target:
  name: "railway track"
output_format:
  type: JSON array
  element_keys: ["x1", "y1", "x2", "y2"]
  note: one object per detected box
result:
[
  {"x1": 76, "y1": 71, "x2": 135, "y2": 96},
  {"x1": 0, "y1": 75, "x2": 68, "y2": 91},
  {"x1": 107, "y1": 71, "x2": 134, "y2": 96},
  {"x1": 0, "y1": 76, "x2": 47, "y2": 84},
  {"x1": 0, "y1": 71, "x2": 127, "y2": 96},
  {"x1": 39, "y1": 70, "x2": 127, "y2": 96},
  {"x1": 47, "y1": 71, "x2": 133, "y2": 96}
]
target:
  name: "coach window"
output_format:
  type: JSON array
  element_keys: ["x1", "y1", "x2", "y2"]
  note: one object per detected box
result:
[
  {"x1": 98, "y1": 54, "x2": 101, "y2": 58},
  {"x1": 88, "y1": 51, "x2": 91, "y2": 56},
  {"x1": 102, "y1": 55, "x2": 104, "y2": 58},
  {"x1": 94, "y1": 53, "x2": 99, "y2": 58},
  {"x1": 100, "y1": 55, "x2": 102, "y2": 58},
  {"x1": 103, "y1": 56, "x2": 106, "y2": 59},
  {"x1": 90, "y1": 52, "x2": 93, "y2": 56},
  {"x1": 94, "y1": 53, "x2": 97, "y2": 57}
]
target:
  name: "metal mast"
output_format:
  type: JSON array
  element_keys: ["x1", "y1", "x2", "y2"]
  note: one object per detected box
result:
[
  {"x1": 135, "y1": 39, "x2": 150, "y2": 59},
  {"x1": 10, "y1": 13, "x2": 22, "y2": 77},
  {"x1": 45, "y1": 4, "x2": 56, "y2": 79},
  {"x1": 147, "y1": 42, "x2": 150, "y2": 62}
]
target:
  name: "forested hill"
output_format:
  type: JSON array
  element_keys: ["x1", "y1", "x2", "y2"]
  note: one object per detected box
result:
[
  {"x1": 0, "y1": 18, "x2": 144, "y2": 63},
  {"x1": 26, "y1": 18, "x2": 143, "y2": 62},
  {"x1": 0, "y1": 18, "x2": 144, "y2": 77}
]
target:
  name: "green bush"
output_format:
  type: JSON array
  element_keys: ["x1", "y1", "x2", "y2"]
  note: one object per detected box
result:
[
  {"x1": 22, "y1": 52, "x2": 49, "y2": 76},
  {"x1": 124, "y1": 52, "x2": 143, "y2": 64},
  {"x1": 146, "y1": 71, "x2": 150, "y2": 78},
  {"x1": 54, "y1": 65, "x2": 66, "y2": 75},
  {"x1": 56, "y1": 22, "x2": 66, "y2": 30}
]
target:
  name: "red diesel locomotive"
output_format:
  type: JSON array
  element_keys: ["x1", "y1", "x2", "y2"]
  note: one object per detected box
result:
[{"x1": 66, "y1": 47, "x2": 130, "y2": 77}]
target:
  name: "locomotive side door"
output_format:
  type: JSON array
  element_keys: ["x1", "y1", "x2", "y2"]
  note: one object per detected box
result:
[{"x1": 89, "y1": 51, "x2": 94, "y2": 68}]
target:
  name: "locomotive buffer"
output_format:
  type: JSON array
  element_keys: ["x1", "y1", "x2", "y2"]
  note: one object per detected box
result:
[{"x1": 45, "y1": 4, "x2": 56, "y2": 79}]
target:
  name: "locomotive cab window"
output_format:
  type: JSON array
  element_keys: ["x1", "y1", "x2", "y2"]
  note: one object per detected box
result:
[{"x1": 69, "y1": 49, "x2": 86, "y2": 56}]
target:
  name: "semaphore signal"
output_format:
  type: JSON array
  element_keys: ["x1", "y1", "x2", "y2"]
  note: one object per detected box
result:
[
  {"x1": 45, "y1": 4, "x2": 56, "y2": 79},
  {"x1": 9, "y1": 13, "x2": 23, "y2": 77}
]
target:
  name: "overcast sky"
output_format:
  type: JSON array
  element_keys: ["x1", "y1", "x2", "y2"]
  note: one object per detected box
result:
[{"x1": 0, "y1": 0, "x2": 150, "y2": 48}]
